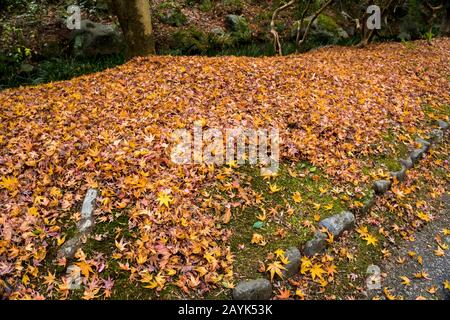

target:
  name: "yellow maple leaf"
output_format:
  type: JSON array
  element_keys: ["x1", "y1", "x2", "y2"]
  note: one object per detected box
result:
[
  {"x1": 76, "y1": 261, "x2": 93, "y2": 278},
  {"x1": 400, "y1": 276, "x2": 411, "y2": 286},
  {"x1": 427, "y1": 286, "x2": 438, "y2": 294},
  {"x1": 223, "y1": 207, "x2": 231, "y2": 224},
  {"x1": 383, "y1": 287, "x2": 396, "y2": 300},
  {"x1": 115, "y1": 237, "x2": 128, "y2": 252},
  {"x1": 268, "y1": 183, "x2": 281, "y2": 194},
  {"x1": 416, "y1": 211, "x2": 431, "y2": 222},
  {"x1": 274, "y1": 249, "x2": 285, "y2": 259},
  {"x1": 0, "y1": 176, "x2": 19, "y2": 194},
  {"x1": 266, "y1": 261, "x2": 286, "y2": 281},
  {"x1": 300, "y1": 256, "x2": 312, "y2": 274},
  {"x1": 56, "y1": 235, "x2": 66, "y2": 247},
  {"x1": 356, "y1": 226, "x2": 369, "y2": 237},
  {"x1": 319, "y1": 187, "x2": 328, "y2": 194},
  {"x1": 295, "y1": 289, "x2": 305, "y2": 300},
  {"x1": 444, "y1": 280, "x2": 450, "y2": 290},
  {"x1": 363, "y1": 234, "x2": 378, "y2": 246},
  {"x1": 157, "y1": 191, "x2": 173, "y2": 208},
  {"x1": 325, "y1": 231, "x2": 334, "y2": 244},
  {"x1": 43, "y1": 271, "x2": 56, "y2": 286},
  {"x1": 292, "y1": 192, "x2": 303, "y2": 203},
  {"x1": 136, "y1": 253, "x2": 148, "y2": 265},
  {"x1": 434, "y1": 246, "x2": 445, "y2": 257},
  {"x1": 256, "y1": 208, "x2": 267, "y2": 221},
  {"x1": 310, "y1": 263, "x2": 325, "y2": 280},
  {"x1": 414, "y1": 270, "x2": 431, "y2": 279},
  {"x1": 251, "y1": 233, "x2": 266, "y2": 246}
]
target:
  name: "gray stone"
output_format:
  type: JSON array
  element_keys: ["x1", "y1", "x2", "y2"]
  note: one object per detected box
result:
[
  {"x1": 77, "y1": 218, "x2": 93, "y2": 233},
  {"x1": 225, "y1": 15, "x2": 249, "y2": 33},
  {"x1": 415, "y1": 138, "x2": 431, "y2": 152},
  {"x1": 373, "y1": 180, "x2": 392, "y2": 195},
  {"x1": 360, "y1": 193, "x2": 376, "y2": 214},
  {"x1": 73, "y1": 20, "x2": 123, "y2": 57},
  {"x1": 159, "y1": 8, "x2": 187, "y2": 27},
  {"x1": 304, "y1": 231, "x2": 328, "y2": 257},
  {"x1": 19, "y1": 63, "x2": 34, "y2": 73},
  {"x1": 430, "y1": 129, "x2": 444, "y2": 143},
  {"x1": 318, "y1": 211, "x2": 355, "y2": 238},
  {"x1": 410, "y1": 148, "x2": 426, "y2": 164},
  {"x1": 398, "y1": 31, "x2": 411, "y2": 41},
  {"x1": 337, "y1": 27, "x2": 349, "y2": 39},
  {"x1": 232, "y1": 279, "x2": 272, "y2": 300},
  {"x1": 66, "y1": 264, "x2": 82, "y2": 290},
  {"x1": 56, "y1": 189, "x2": 98, "y2": 259},
  {"x1": 400, "y1": 157, "x2": 413, "y2": 169},
  {"x1": 57, "y1": 234, "x2": 83, "y2": 259},
  {"x1": 282, "y1": 247, "x2": 301, "y2": 278},
  {"x1": 391, "y1": 166, "x2": 407, "y2": 182},
  {"x1": 81, "y1": 188, "x2": 98, "y2": 220},
  {"x1": 211, "y1": 27, "x2": 226, "y2": 36},
  {"x1": 437, "y1": 120, "x2": 449, "y2": 130}
]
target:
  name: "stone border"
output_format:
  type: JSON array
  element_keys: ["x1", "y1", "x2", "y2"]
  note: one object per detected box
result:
[
  {"x1": 57, "y1": 188, "x2": 98, "y2": 259},
  {"x1": 232, "y1": 120, "x2": 448, "y2": 300}
]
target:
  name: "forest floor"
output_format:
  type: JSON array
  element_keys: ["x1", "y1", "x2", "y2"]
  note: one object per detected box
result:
[{"x1": 0, "y1": 39, "x2": 449, "y2": 300}]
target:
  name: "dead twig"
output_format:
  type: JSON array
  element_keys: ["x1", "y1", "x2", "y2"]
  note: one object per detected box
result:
[{"x1": 270, "y1": 0, "x2": 296, "y2": 56}]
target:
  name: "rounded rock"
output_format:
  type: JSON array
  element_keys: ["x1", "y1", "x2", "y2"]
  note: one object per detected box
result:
[{"x1": 233, "y1": 279, "x2": 272, "y2": 300}]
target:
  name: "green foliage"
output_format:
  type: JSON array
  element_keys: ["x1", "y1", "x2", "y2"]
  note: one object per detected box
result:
[
  {"x1": 171, "y1": 28, "x2": 211, "y2": 54},
  {"x1": 317, "y1": 14, "x2": 339, "y2": 34},
  {"x1": 157, "y1": 2, "x2": 187, "y2": 27},
  {"x1": 199, "y1": 0, "x2": 214, "y2": 12},
  {"x1": 0, "y1": 0, "x2": 28, "y2": 11},
  {"x1": 222, "y1": 0, "x2": 244, "y2": 14},
  {"x1": 401, "y1": 39, "x2": 416, "y2": 50},
  {"x1": 422, "y1": 31, "x2": 435, "y2": 42},
  {"x1": 0, "y1": 54, "x2": 125, "y2": 90}
]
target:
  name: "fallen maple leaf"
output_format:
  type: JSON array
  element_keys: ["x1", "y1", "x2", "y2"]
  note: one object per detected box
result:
[{"x1": 266, "y1": 261, "x2": 286, "y2": 281}]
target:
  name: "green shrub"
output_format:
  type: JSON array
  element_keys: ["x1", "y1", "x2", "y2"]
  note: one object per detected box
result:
[
  {"x1": 0, "y1": 54, "x2": 124, "y2": 90},
  {"x1": 222, "y1": 0, "x2": 244, "y2": 14},
  {"x1": 199, "y1": 0, "x2": 214, "y2": 12},
  {"x1": 171, "y1": 28, "x2": 210, "y2": 54},
  {"x1": 0, "y1": 0, "x2": 28, "y2": 11},
  {"x1": 317, "y1": 15, "x2": 339, "y2": 35},
  {"x1": 158, "y1": 7, "x2": 188, "y2": 27}
]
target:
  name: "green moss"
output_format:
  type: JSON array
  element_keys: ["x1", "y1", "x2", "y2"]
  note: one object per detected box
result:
[
  {"x1": 216, "y1": 161, "x2": 348, "y2": 281},
  {"x1": 199, "y1": 0, "x2": 214, "y2": 12},
  {"x1": 317, "y1": 15, "x2": 339, "y2": 35}
]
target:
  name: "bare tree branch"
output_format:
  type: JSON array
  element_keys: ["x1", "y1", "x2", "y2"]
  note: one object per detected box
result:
[
  {"x1": 297, "y1": 0, "x2": 335, "y2": 52},
  {"x1": 270, "y1": 0, "x2": 296, "y2": 56},
  {"x1": 295, "y1": 0, "x2": 313, "y2": 53}
]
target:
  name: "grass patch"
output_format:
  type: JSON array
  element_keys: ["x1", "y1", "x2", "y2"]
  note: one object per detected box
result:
[{"x1": 220, "y1": 161, "x2": 348, "y2": 281}]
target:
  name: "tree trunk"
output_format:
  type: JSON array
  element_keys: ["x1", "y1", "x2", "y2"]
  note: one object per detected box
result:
[{"x1": 110, "y1": 0, "x2": 155, "y2": 58}]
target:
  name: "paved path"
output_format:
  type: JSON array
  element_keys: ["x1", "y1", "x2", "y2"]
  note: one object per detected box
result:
[{"x1": 370, "y1": 194, "x2": 450, "y2": 300}]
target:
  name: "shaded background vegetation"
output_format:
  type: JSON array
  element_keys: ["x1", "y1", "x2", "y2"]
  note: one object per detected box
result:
[{"x1": 0, "y1": 0, "x2": 448, "y2": 90}]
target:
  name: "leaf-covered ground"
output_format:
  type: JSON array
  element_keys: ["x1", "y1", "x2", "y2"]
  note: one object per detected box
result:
[{"x1": 0, "y1": 39, "x2": 449, "y2": 299}]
